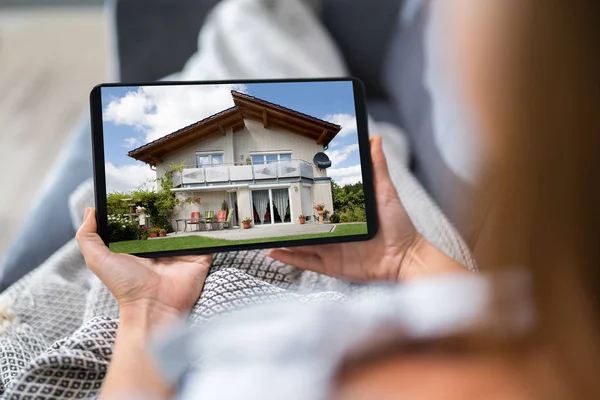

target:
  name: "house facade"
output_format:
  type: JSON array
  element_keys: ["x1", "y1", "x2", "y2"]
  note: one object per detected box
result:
[{"x1": 127, "y1": 91, "x2": 342, "y2": 228}]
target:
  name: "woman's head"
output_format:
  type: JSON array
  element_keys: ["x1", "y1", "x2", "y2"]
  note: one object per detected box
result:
[{"x1": 449, "y1": 0, "x2": 600, "y2": 397}]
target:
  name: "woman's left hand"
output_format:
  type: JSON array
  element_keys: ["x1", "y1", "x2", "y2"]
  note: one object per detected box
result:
[{"x1": 76, "y1": 208, "x2": 213, "y2": 325}]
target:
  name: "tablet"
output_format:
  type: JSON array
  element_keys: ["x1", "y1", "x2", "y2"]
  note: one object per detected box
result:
[{"x1": 90, "y1": 78, "x2": 377, "y2": 257}]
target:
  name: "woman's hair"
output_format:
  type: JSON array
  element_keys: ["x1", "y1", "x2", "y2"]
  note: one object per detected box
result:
[{"x1": 473, "y1": 1, "x2": 600, "y2": 397}]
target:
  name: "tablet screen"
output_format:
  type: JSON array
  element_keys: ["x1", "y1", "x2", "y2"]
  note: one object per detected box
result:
[{"x1": 92, "y1": 79, "x2": 376, "y2": 256}]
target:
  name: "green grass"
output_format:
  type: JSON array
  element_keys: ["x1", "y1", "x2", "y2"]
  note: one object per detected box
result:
[{"x1": 109, "y1": 223, "x2": 368, "y2": 254}]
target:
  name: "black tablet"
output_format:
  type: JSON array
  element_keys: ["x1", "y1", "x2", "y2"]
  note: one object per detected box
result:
[{"x1": 90, "y1": 78, "x2": 377, "y2": 257}]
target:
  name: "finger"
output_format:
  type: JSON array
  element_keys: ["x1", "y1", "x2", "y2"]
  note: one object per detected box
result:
[
  {"x1": 176, "y1": 255, "x2": 213, "y2": 284},
  {"x1": 267, "y1": 248, "x2": 324, "y2": 273},
  {"x1": 370, "y1": 135, "x2": 401, "y2": 200},
  {"x1": 76, "y1": 208, "x2": 112, "y2": 274}
]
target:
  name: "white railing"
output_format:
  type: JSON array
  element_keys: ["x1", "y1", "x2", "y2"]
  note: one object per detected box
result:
[{"x1": 177, "y1": 160, "x2": 314, "y2": 186}]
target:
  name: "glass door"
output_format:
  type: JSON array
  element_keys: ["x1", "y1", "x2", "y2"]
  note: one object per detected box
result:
[
  {"x1": 252, "y1": 190, "x2": 270, "y2": 225},
  {"x1": 229, "y1": 192, "x2": 239, "y2": 227},
  {"x1": 252, "y1": 188, "x2": 291, "y2": 225},
  {"x1": 271, "y1": 188, "x2": 290, "y2": 223}
]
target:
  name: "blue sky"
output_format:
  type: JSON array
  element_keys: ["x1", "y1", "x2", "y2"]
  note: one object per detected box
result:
[{"x1": 101, "y1": 81, "x2": 362, "y2": 192}]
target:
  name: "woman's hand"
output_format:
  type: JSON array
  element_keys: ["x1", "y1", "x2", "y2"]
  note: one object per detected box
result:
[
  {"x1": 76, "y1": 208, "x2": 212, "y2": 325},
  {"x1": 77, "y1": 209, "x2": 213, "y2": 400},
  {"x1": 267, "y1": 135, "x2": 468, "y2": 282}
]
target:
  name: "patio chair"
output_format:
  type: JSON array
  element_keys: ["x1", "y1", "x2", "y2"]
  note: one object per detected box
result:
[
  {"x1": 204, "y1": 210, "x2": 215, "y2": 230},
  {"x1": 188, "y1": 211, "x2": 202, "y2": 232},
  {"x1": 222, "y1": 209, "x2": 233, "y2": 230},
  {"x1": 214, "y1": 210, "x2": 227, "y2": 230}
]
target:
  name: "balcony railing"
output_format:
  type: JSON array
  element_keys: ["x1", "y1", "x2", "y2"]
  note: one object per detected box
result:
[{"x1": 174, "y1": 160, "x2": 315, "y2": 187}]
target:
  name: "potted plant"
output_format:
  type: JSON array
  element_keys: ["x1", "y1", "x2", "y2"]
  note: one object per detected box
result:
[
  {"x1": 159, "y1": 228, "x2": 167, "y2": 237},
  {"x1": 242, "y1": 218, "x2": 252, "y2": 229},
  {"x1": 298, "y1": 215, "x2": 306, "y2": 225},
  {"x1": 314, "y1": 203, "x2": 325, "y2": 215},
  {"x1": 314, "y1": 204, "x2": 325, "y2": 224},
  {"x1": 246, "y1": 157, "x2": 252, "y2": 165},
  {"x1": 149, "y1": 227, "x2": 161, "y2": 238}
]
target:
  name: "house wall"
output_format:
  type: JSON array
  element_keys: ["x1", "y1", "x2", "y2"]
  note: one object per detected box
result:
[
  {"x1": 236, "y1": 187, "x2": 252, "y2": 226},
  {"x1": 156, "y1": 128, "x2": 236, "y2": 184},
  {"x1": 313, "y1": 181, "x2": 334, "y2": 216},
  {"x1": 234, "y1": 119, "x2": 328, "y2": 178},
  {"x1": 289, "y1": 183, "x2": 303, "y2": 223}
]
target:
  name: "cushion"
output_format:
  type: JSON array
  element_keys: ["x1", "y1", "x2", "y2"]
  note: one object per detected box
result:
[
  {"x1": 383, "y1": 1, "x2": 477, "y2": 239},
  {"x1": 320, "y1": 0, "x2": 404, "y2": 100},
  {"x1": 114, "y1": 0, "x2": 222, "y2": 82}
]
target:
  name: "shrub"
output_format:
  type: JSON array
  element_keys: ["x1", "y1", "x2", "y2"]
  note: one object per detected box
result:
[
  {"x1": 329, "y1": 213, "x2": 341, "y2": 223},
  {"x1": 151, "y1": 215, "x2": 174, "y2": 233},
  {"x1": 107, "y1": 215, "x2": 139, "y2": 242},
  {"x1": 339, "y1": 206, "x2": 366, "y2": 223}
]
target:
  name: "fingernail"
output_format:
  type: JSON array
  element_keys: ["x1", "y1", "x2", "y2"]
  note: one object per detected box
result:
[{"x1": 84, "y1": 208, "x2": 91, "y2": 220}]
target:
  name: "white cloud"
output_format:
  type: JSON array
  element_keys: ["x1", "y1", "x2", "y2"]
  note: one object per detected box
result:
[
  {"x1": 328, "y1": 164, "x2": 363, "y2": 186},
  {"x1": 324, "y1": 113, "x2": 357, "y2": 137},
  {"x1": 121, "y1": 137, "x2": 139, "y2": 149},
  {"x1": 105, "y1": 163, "x2": 156, "y2": 193},
  {"x1": 104, "y1": 84, "x2": 248, "y2": 143},
  {"x1": 326, "y1": 143, "x2": 359, "y2": 166}
]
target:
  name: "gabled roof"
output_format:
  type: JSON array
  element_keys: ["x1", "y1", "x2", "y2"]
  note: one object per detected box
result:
[{"x1": 127, "y1": 91, "x2": 342, "y2": 165}]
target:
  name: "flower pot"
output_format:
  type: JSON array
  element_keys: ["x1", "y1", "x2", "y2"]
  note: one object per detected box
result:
[
  {"x1": 317, "y1": 209, "x2": 324, "y2": 215},
  {"x1": 298, "y1": 217, "x2": 306, "y2": 225},
  {"x1": 243, "y1": 222, "x2": 252, "y2": 229},
  {"x1": 149, "y1": 232, "x2": 158, "y2": 238},
  {"x1": 159, "y1": 232, "x2": 167, "y2": 237}
]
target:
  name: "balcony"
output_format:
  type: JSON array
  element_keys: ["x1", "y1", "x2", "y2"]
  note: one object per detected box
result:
[{"x1": 174, "y1": 160, "x2": 315, "y2": 187}]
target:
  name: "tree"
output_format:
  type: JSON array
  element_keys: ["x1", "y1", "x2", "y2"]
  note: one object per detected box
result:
[{"x1": 330, "y1": 180, "x2": 366, "y2": 222}]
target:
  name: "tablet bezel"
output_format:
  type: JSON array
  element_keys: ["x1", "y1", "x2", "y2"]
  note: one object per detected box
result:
[{"x1": 90, "y1": 77, "x2": 378, "y2": 257}]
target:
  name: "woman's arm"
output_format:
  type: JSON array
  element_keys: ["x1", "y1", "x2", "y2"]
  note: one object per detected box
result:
[
  {"x1": 102, "y1": 303, "x2": 178, "y2": 399},
  {"x1": 76, "y1": 208, "x2": 213, "y2": 399}
]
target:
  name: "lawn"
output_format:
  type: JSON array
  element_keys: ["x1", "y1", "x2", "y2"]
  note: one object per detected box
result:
[{"x1": 109, "y1": 223, "x2": 368, "y2": 254}]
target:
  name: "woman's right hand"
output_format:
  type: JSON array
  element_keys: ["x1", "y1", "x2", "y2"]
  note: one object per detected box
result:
[{"x1": 268, "y1": 136, "x2": 469, "y2": 282}]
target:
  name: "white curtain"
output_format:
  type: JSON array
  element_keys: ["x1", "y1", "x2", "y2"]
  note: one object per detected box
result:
[
  {"x1": 252, "y1": 190, "x2": 270, "y2": 224},
  {"x1": 272, "y1": 189, "x2": 289, "y2": 223}
]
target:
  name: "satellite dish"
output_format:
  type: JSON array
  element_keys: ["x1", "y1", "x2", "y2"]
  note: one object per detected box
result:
[{"x1": 313, "y1": 152, "x2": 332, "y2": 169}]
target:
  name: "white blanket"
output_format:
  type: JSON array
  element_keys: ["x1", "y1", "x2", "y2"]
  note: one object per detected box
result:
[{"x1": 169, "y1": 0, "x2": 410, "y2": 167}]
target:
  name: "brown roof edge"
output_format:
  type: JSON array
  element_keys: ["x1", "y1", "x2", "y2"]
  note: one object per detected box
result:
[
  {"x1": 231, "y1": 90, "x2": 342, "y2": 132},
  {"x1": 127, "y1": 106, "x2": 241, "y2": 157}
]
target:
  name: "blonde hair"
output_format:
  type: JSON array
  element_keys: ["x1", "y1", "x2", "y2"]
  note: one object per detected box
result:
[{"x1": 473, "y1": 1, "x2": 600, "y2": 397}]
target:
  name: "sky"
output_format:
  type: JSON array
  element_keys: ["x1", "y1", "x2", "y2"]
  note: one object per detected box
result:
[{"x1": 101, "y1": 81, "x2": 362, "y2": 193}]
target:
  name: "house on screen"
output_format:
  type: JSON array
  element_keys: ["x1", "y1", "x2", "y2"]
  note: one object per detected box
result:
[{"x1": 127, "y1": 91, "x2": 342, "y2": 228}]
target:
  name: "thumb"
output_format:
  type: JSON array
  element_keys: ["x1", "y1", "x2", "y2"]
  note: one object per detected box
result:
[
  {"x1": 370, "y1": 135, "x2": 399, "y2": 200},
  {"x1": 76, "y1": 208, "x2": 112, "y2": 269}
]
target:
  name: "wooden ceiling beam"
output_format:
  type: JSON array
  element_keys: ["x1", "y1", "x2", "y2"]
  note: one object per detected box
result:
[
  {"x1": 317, "y1": 129, "x2": 328, "y2": 145},
  {"x1": 242, "y1": 110, "x2": 321, "y2": 136},
  {"x1": 234, "y1": 98, "x2": 339, "y2": 132},
  {"x1": 262, "y1": 109, "x2": 268, "y2": 128}
]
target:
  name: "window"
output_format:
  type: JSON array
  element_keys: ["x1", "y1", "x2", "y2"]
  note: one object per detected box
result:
[
  {"x1": 250, "y1": 153, "x2": 292, "y2": 165},
  {"x1": 196, "y1": 152, "x2": 224, "y2": 167}
]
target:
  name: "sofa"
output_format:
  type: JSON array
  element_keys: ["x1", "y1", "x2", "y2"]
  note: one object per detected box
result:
[{"x1": 0, "y1": 0, "x2": 476, "y2": 290}]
